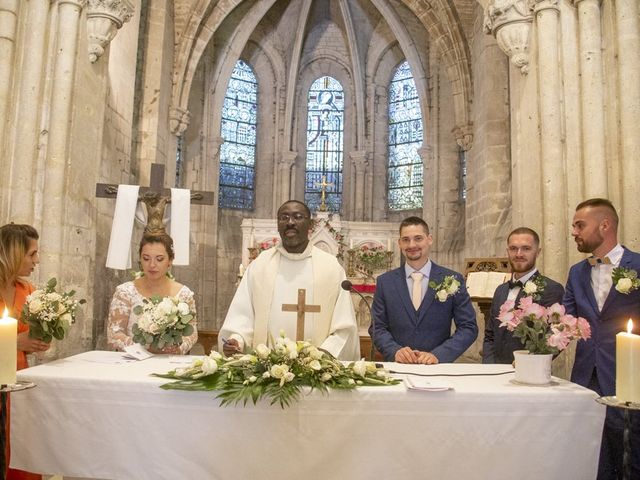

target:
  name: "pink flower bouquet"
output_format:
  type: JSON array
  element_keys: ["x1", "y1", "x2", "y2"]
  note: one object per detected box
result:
[{"x1": 498, "y1": 296, "x2": 591, "y2": 354}]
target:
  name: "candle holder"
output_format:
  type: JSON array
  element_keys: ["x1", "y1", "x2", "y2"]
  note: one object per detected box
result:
[
  {"x1": 596, "y1": 396, "x2": 640, "y2": 480},
  {"x1": 1, "y1": 381, "x2": 36, "y2": 480}
]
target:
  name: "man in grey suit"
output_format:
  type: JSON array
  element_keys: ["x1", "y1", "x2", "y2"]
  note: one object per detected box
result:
[
  {"x1": 370, "y1": 216, "x2": 477, "y2": 364},
  {"x1": 483, "y1": 227, "x2": 564, "y2": 364}
]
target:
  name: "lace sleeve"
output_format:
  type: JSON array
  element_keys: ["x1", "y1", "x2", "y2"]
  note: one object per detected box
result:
[
  {"x1": 106, "y1": 284, "x2": 134, "y2": 351},
  {"x1": 178, "y1": 287, "x2": 198, "y2": 354}
]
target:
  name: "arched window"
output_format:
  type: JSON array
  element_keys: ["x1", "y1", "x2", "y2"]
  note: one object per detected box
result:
[
  {"x1": 305, "y1": 76, "x2": 344, "y2": 212},
  {"x1": 219, "y1": 60, "x2": 258, "y2": 209},
  {"x1": 387, "y1": 61, "x2": 423, "y2": 211}
]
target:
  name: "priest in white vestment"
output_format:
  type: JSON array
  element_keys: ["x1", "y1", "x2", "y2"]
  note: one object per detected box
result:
[{"x1": 219, "y1": 200, "x2": 360, "y2": 360}]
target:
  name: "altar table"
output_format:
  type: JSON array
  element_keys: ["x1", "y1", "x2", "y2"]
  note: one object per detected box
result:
[{"x1": 11, "y1": 351, "x2": 605, "y2": 480}]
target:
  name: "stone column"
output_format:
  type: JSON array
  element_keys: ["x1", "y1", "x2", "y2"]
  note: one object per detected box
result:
[
  {"x1": 533, "y1": 0, "x2": 566, "y2": 282},
  {"x1": 40, "y1": 0, "x2": 86, "y2": 278},
  {"x1": 417, "y1": 145, "x2": 435, "y2": 244},
  {"x1": 349, "y1": 150, "x2": 369, "y2": 221},
  {"x1": 573, "y1": 0, "x2": 607, "y2": 198},
  {"x1": 616, "y1": 0, "x2": 640, "y2": 245},
  {"x1": 0, "y1": 0, "x2": 19, "y2": 217},
  {"x1": 278, "y1": 150, "x2": 297, "y2": 205},
  {"x1": 6, "y1": 0, "x2": 51, "y2": 222}
]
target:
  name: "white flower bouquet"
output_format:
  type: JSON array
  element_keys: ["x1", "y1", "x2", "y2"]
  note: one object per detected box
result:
[
  {"x1": 21, "y1": 278, "x2": 86, "y2": 343},
  {"x1": 154, "y1": 334, "x2": 400, "y2": 408},
  {"x1": 132, "y1": 295, "x2": 195, "y2": 350}
]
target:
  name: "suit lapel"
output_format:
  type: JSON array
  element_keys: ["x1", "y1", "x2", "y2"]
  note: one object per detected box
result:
[
  {"x1": 416, "y1": 263, "x2": 440, "y2": 325},
  {"x1": 600, "y1": 247, "x2": 631, "y2": 314},
  {"x1": 578, "y1": 260, "x2": 600, "y2": 314},
  {"x1": 393, "y1": 267, "x2": 417, "y2": 322}
]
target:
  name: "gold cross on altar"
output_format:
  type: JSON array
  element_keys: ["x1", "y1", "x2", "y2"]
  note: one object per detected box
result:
[
  {"x1": 314, "y1": 175, "x2": 334, "y2": 212},
  {"x1": 281, "y1": 289, "x2": 321, "y2": 341}
]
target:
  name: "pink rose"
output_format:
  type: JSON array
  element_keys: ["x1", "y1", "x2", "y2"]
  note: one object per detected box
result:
[
  {"x1": 547, "y1": 303, "x2": 566, "y2": 318},
  {"x1": 548, "y1": 328, "x2": 572, "y2": 351},
  {"x1": 577, "y1": 317, "x2": 592, "y2": 340}
]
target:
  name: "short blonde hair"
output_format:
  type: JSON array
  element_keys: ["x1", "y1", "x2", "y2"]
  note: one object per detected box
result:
[{"x1": 0, "y1": 224, "x2": 39, "y2": 286}]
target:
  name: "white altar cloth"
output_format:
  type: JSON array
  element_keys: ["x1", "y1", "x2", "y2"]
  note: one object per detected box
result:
[{"x1": 11, "y1": 351, "x2": 605, "y2": 480}]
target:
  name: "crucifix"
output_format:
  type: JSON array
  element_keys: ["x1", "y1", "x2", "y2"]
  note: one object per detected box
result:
[
  {"x1": 96, "y1": 163, "x2": 215, "y2": 233},
  {"x1": 314, "y1": 175, "x2": 334, "y2": 212},
  {"x1": 282, "y1": 288, "x2": 321, "y2": 341}
]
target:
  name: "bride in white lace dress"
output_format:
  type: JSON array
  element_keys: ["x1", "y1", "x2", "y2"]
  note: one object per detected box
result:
[{"x1": 107, "y1": 234, "x2": 197, "y2": 354}]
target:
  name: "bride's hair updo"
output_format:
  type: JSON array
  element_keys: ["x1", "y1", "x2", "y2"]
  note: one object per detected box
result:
[{"x1": 139, "y1": 233, "x2": 175, "y2": 260}]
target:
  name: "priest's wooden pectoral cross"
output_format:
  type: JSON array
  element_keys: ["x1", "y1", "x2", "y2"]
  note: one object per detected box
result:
[
  {"x1": 282, "y1": 289, "x2": 321, "y2": 341},
  {"x1": 314, "y1": 175, "x2": 334, "y2": 212},
  {"x1": 96, "y1": 163, "x2": 215, "y2": 233}
]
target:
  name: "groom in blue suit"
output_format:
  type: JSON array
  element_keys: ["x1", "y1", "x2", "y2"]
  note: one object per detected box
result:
[
  {"x1": 564, "y1": 198, "x2": 640, "y2": 480},
  {"x1": 370, "y1": 216, "x2": 477, "y2": 364}
]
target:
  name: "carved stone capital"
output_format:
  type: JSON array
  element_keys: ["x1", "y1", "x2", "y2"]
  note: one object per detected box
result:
[
  {"x1": 416, "y1": 145, "x2": 433, "y2": 163},
  {"x1": 169, "y1": 106, "x2": 191, "y2": 136},
  {"x1": 484, "y1": 0, "x2": 534, "y2": 75},
  {"x1": 532, "y1": 0, "x2": 559, "y2": 13},
  {"x1": 56, "y1": 0, "x2": 88, "y2": 7},
  {"x1": 349, "y1": 150, "x2": 369, "y2": 174},
  {"x1": 86, "y1": 0, "x2": 134, "y2": 63},
  {"x1": 279, "y1": 150, "x2": 297, "y2": 167},
  {"x1": 453, "y1": 124, "x2": 474, "y2": 151}
]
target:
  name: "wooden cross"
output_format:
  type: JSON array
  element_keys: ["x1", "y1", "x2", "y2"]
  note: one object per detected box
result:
[
  {"x1": 96, "y1": 163, "x2": 215, "y2": 233},
  {"x1": 281, "y1": 288, "x2": 321, "y2": 341},
  {"x1": 314, "y1": 175, "x2": 334, "y2": 212}
]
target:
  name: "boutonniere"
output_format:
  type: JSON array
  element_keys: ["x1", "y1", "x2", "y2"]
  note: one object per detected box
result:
[
  {"x1": 522, "y1": 276, "x2": 546, "y2": 301},
  {"x1": 429, "y1": 275, "x2": 461, "y2": 302},
  {"x1": 612, "y1": 267, "x2": 640, "y2": 294}
]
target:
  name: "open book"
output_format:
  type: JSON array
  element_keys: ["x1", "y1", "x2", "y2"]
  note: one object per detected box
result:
[{"x1": 466, "y1": 271, "x2": 509, "y2": 298}]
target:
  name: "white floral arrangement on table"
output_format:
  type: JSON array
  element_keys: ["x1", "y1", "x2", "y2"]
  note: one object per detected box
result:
[
  {"x1": 429, "y1": 275, "x2": 461, "y2": 302},
  {"x1": 154, "y1": 334, "x2": 400, "y2": 408},
  {"x1": 498, "y1": 297, "x2": 591, "y2": 354},
  {"x1": 522, "y1": 276, "x2": 547, "y2": 301},
  {"x1": 612, "y1": 267, "x2": 640, "y2": 295},
  {"x1": 21, "y1": 278, "x2": 86, "y2": 343},
  {"x1": 132, "y1": 296, "x2": 195, "y2": 350}
]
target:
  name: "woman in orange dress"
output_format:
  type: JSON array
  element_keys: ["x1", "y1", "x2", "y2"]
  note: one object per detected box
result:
[{"x1": 0, "y1": 224, "x2": 49, "y2": 480}]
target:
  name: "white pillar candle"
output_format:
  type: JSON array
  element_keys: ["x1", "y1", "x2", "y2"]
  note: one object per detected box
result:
[
  {"x1": 0, "y1": 308, "x2": 17, "y2": 385},
  {"x1": 239, "y1": 264, "x2": 244, "y2": 276},
  {"x1": 349, "y1": 239, "x2": 353, "y2": 249},
  {"x1": 387, "y1": 237, "x2": 392, "y2": 251},
  {"x1": 616, "y1": 319, "x2": 640, "y2": 403}
]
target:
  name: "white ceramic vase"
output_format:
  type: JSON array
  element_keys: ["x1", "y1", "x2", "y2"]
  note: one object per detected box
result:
[{"x1": 513, "y1": 350, "x2": 552, "y2": 385}]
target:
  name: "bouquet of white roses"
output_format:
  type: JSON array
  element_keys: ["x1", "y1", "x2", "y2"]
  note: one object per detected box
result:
[
  {"x1": 132, "y1": 295, "x2": 194, "y2": 350},
  {"x1": 21, "y1": 278, "x2": 86, "y2": 343},
  {"x1": 154, "y1": 334, "x2": 400, "y2": 408},
  {"x1": 498, "y1": 296, "x2": 591, "y2": 354}
]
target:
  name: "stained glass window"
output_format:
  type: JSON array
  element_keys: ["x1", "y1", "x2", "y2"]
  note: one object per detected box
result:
[
  {"x1": 388, "y1": 61, "x2": 423, "y2": 211},
  {"x1": 305, "y1": 76, "x2": 344, "y2": 212},
  {"x1": 219, "y1": 60, "x2": 258, "y2": 209}
]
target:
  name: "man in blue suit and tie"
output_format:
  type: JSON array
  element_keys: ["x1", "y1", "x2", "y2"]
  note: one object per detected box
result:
[
  {"x1": 370, "y1": 216, "x2": 477, "y2": 364},
  {"x1": 483, "y1": 227, "x2": 564, "y2": 364},
  {"x1": 564, "y1": 198, "x2": 640, "y2": 479}
]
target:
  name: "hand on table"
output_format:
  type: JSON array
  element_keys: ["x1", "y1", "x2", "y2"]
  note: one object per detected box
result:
[{"x1": 222, "y1": 338, "x2": 241, "y2": 357}]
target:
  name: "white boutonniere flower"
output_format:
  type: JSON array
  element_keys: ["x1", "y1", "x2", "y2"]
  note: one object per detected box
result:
[
  {"x1": 522, "y1": 276, "x2": 546, "y2": 301},
  {"x1": 429, "y1": 275, "x2": 460, "y2": 302},
  {"x1": 613, "y1": 267, "x2": 640, "y2": 294}
]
